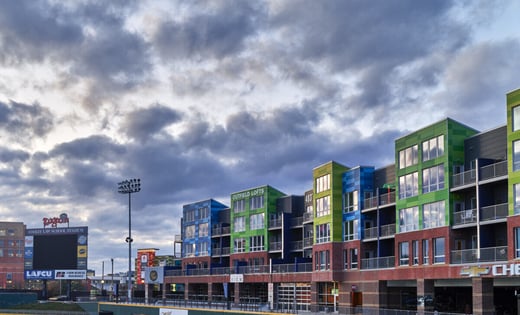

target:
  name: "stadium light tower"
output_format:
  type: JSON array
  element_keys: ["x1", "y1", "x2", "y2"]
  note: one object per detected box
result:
[{"x1": 118, "y1": 178, "x2": 141, "y2": 303}]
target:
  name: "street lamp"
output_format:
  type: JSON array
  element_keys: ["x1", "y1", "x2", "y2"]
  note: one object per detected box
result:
[{"x1": 118, "y1": 178, "x2": 141, "y2": 303}]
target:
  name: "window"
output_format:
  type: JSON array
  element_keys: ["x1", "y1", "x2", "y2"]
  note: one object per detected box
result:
[
  {"x1": 315, "y1": 250, "x2": 330, "y2": 270},
  {"x1": 199, "y1": 222, "x2": 209, "y2": 237},
  {"x1": 316, "y1": 174, "x2": 331, "y2": 193},
  {"x1": 399, "y1": 172, "x2": 418, "y2": 199},
  {"x1": 514, "y1": 141, "x2": 520, "y2": 171},
  {"x1": 422, "y1": 239, "x2": 429, "y2": 264},
  {"x1": 184, "y1": 210, "x2": 195, "y2": 222},
  {"x1": 184, "y1": 243, "x2": 195, "y2": 257},
  {"x1": 412, "y1": 240, "x2": 419, "y2": 265},
  {"x1": 515, "y1": 228, "x2": 520, "y2": 258},
  {"x1": 250, "y1": 235, "x2": 265, "y2": 252},
  {"x1": 250, "y1": 195, "x2": 264, "y2": 209},
  {"x1": 433, "y1": 237, "x2": 445, "y2": 263},
  {"x1": 514, "y1": 105, "x2": 520, "y2": 131},
  {"x1": 234, "y1": 216, "x2": 245, "y2": 232},
  {"x1": 315, "y1": 223, "x2": 330, "y2": 243},
  {"x1": 399, "y1": 242, "x2": 409, "y2": 266},
  {"x1": 423, "y1": 201, "x2": 445, "y2": 229},
  {"x1": 344, "y1": 219, "x2": 358, "y2": 241},
  {"x1": 399, "y1": 145, "x2": 418, "y2": 169},
  {"x1": 344, "y1": 191, "x2": 358, "y2": 212},
  {"x1": 233, "y1": 199, "x2": 245, "y2": 213},
  {"x1": 199, "y1": 206, "x2": 209, "y2": 219},
  {"x1": 185, "y1": 225, "x2": 195, "y2": 238},
  {"x1": 350, "y1": 248, "x2": 358, "y2": 269},
  {"x1": 234, "y1": 238, "x2": 246, "y2": 253},
  {"x1": 423, "y1": 164, "x2": 445, "y2": 193},
  {"x1": 250, "y1": 213, "x2": 265, "y2": 230},
  {"x1": 515, "y1": 184, "x2": 520, "y2": 214},
  {"x1": 198, "y1": 242, "x2": 208, "y2": 256},
  {"x1": 343, "y1": 250, "x2": 348, "y2": 269},
  {"x1": 399, "y1": 206, "x2": 419, "y2": 232},
  {"x1": 422, "y1": 135, "x2": 444, "y2": 161},
  {"x1": 316, "y1": 196, "x2": 331, "y2": 217}
]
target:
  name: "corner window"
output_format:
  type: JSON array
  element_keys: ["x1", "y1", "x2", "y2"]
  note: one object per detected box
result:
[
  {"x1": 250, "y1": 213, "x2": 265, "y2": 230},
  {"x1": 422, "y1": 164, "x2": 445, "y2": 193},
  {"x1": 422, "y1": 135, "x2": 444, "y2": 161},
  {"x1": 316, "y1": 196, "x2": 331, "y2": 217},
  {"x1": 233, "y1": 199, "x2": 245, "y2": 213},
  {"x1": 234, "y1": 238, "x2": 246, "y2": 253},
  {"x1": 315, "y1": 223, "x2": 331, "y2": 243},
  {"x1": 399, "y1": 206, "x2": 419, "y2": 232},
  {"x1": 250, "y1": 235, "x2": 264, "y2": 252},
  {"x1": 250, "y1": 195, "x2": 264, "y2": 209},
  {"x1": 344, "y1": 191, "x2": 358, "y2": 212},
  {"x1": 513, "y1": 105, "x2": 520, "y2": 131},
  {"x1": 316, "y1": 174, "x2": 331, "y2": 193},
  {"x1": 399, "y1": 172, "x2": 418, "y2": 199},
  {"x1": 233, "y1": 216, "x2": 245, "y2": 232},
  {"x1": 514, "y1": 141, "x2": 520, "y2": 171},
  {"x1": 423, "y1": 201, "x2": 445, "y2": 229},
  {"x1": 344, "y1": 219, "x2": 359, "y2": 241}
]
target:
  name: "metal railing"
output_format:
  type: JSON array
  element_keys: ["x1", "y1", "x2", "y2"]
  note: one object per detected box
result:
[
  {"x1": 270, "y1": 241, "x2": 282, "y2": 251},
  {"x1": 303, "y1": 212, "x2": 313, "y2": 222},
  {"x1": 380, "y1": 223, "x2": 396, "y2": 237},
  {"x1": 290, "y1": 216, "x2": 303, "y2": 226},
  {"x1": 453, "y1": 209, "x2": 477, "y2": 225},
  {"x1": 481, "y1": 203, "x2": 508, "y2": 221},
  {"x1": 361, "y1": 256, "x2": 395, "y2": 269},
  {"x1": 290, "y1": 240, "x2": 303, "y2": 251},
  {"x1": 480, "y1": 160, "x2": 507, "y2": 181},
  {"x1": 164, "y1": 262, "x2": 314, "y2": 277},
  {"x1": 303, "y1": 237, "x2": 313, "y2": 247},
  {"x1": 452, "y1": 169, "x2": 476, "y2": 187},
  {"x1": 212, "y1": 225, "x2": 230, "y2": 236},
  {"x1": 269, "y1": 218, "x2": 282, "y2": 228},
  {"x1": 362, "y1": 192, "x2": 396, "y2": 210},
  {"x1": 450, "y1": 246, "x2": 508, "y2": 264}
]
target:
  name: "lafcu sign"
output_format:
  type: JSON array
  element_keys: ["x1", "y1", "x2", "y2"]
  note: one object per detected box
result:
[
  {"x1": 25, "y1": 270, "x2": 54, "y2": 280},
  {"x1": 42, "y1": 213, "x2": 70, "y2": 228}
]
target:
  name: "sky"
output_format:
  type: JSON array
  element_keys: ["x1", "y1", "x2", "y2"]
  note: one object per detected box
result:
[{"x1": 0, "y1": 0, "x2": 519, "y2": 276}]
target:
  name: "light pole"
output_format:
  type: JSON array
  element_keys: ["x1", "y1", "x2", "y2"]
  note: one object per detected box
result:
[
  {"x1": 118, "y1": 178, "x2": 141, "y2": 303},
  {"x1": 111, "y1": 258, "x2": 114, "y2": 301}
]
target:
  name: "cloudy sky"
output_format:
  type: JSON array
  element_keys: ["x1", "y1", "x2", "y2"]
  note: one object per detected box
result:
[{"x1": 0, "y1": 0, "x2": 519, "y2": 275}]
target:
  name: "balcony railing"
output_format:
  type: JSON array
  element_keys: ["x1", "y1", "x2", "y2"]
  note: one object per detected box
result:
[
  {"x1": 211, "y1": 247, "x2": 230, "y2": 256},
  {"x1": 303, "y1": 212, "x2": 313, "y2": 222},
  {"x1": 165, "y1": 262, "x2": 313, "y2": 277},
  {"x1": 361, "y1": 256, "x2": 395, "y2": 269},
  {"x1": 380, "y1": 223, "x2": 396, "y2": 237},
  {"x1": 303, "y1": 237, "x2": 313, "y2": 247},
  {"x1": 362, "y1": 192, "x2": 396, "y2": 210},
  {"x1": 364, "y1": 227, "x2": 377, "y2": 239},
  {"x1": 453, "y1": 209, "x2": 477, "y2": 225},
  {"x1": 481, "y1": 203, "x2": 508, "y2": 221},
  {"x1": 269, "y1": 241, "x2": 282, "y2": 251},
  {"x1": 290, "y1": 216, "x2": 303, "y2": 227},
  {"x1": 269, "y1": 219, "x2": 282, "y2": 229},
  {"x1": 452, "y1": 160, "x2": 507, "y2": 188},
  {"x1": 480, "y1": 160, "x2": 507, "y2": 181},
  {"x1": 290, "y1": 240, "x2": 303, "y2": 251},
  {"x1": 450, "y1": 246, "x2": 507, "y2": 264},
  {"x1": 212, "y1": 226, "x2": 231, "y2": 236}
]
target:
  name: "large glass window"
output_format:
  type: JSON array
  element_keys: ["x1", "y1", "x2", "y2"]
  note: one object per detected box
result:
[
  {"x1": 399, "y1": 172, "x2": 418, "y2": 199},
  {"x1": 316, "y1": 196, "x2": 331, "y2": 217},
  {"x1": 198, "y1": 222, "x2": 209, "y2": 237},
  {"x1": 316, "y1": 174, "x2": 331, "y2": 193},
  {"x1": 184, "y1": 210, "x2": 195, "y2": 222},
  {"x1": 350, "y1": 248, "x2": 358, "y2": 269},
  {"x1": 422, "y1": 135, "x2": 444, "y2": 161},
  {"x1": 184, "y1": 243, "x2": 195, "y2": 257},
  {"x1": 199, "y1": 207, "x2": 209, "y2": 219},
  {"x1": 250, "y1": 213, "x2": 265, "y2": 230},
  {"x1": 233, "y1": 199, "x2": 245, "y2": 213},
  {"x1": 315, "y1": 223, "x2": 330, "y2": 243},
  {"x1": 399, "y1": 145, "x2": 418, "y2": 169},
  {"x1": 234, "y1": 238, "x2": 246, "y2": 253},
  {"x1": 198, "y1": 242, "x2": 208, "y2": 256},
  {"x1": 423, "y1": 201, "x2": 445, "y2": 229},
  {"x1": 344, "y1": 191, "x2": 358, "y2": 212},
  {"x1": 412, "y1": 240, "x2": 419, "y2": 265},
  {"x1": 422, "y1": 239, "x2": 429, "y2": 264},
  {"x1": 185, "y1": 225, "x2": 195, "y2": 238},
  {"x1": 514, "y1": 141, "x2": 520, "y2": 171},
  {"x1": 433, "y1": 237, "x2": 445, "y2": 263},
  {"x1": 250, "y1": 235, "x2": 264, "y2": 252},
  {"x1": 515, "y1": 228, "x2": 520, "y2": 258},
  {"x1": 399, "y1": 206, "x2": 419, "y2": 232},
  {"x1": 423, "y1": 164, "x2": 445, "y2": 193},
  {"x1": 233, "y1": 216, "x2": 245, "y2": 232},
  {"x1": 344, "y1": 219, "x2": 359, "y2": 241},
  {"x1": 250, "y1": 195, "x2": 264, "y2": 209},
  {"x1": 514, "y1": 105, "x2": 520, "y2": 131},
  {"x1": 399, "y1": 242, "x2": 409, "y2": 266},
  {"x1": 515, "y1": 184, "x2": 520, "y2": 214}
]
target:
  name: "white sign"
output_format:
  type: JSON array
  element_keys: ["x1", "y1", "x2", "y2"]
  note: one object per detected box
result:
[
  {"x1": 230, "y1": 274, "x2": 243, "y2": 283},
  {"x1": 55, "y1": 270, "x2": 86, "y2": 280}
]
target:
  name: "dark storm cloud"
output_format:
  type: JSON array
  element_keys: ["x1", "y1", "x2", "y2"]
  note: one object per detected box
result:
[
  {"x1": 0, "y1": 100, "x2": 54, "y2": 141},
  {"x1": 153, "y1": 1, "x2": 266, "y2": 60},
  {"x1": 121, "y1": 105, "x2": 182, "y2": 141}
]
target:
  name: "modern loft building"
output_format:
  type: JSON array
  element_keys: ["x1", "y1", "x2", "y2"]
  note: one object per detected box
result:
[{"x1": 166, "y1": 88, "x2": 520, "y2": 315}]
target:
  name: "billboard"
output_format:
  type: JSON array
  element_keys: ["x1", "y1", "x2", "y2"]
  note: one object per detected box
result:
[
  {"x1": 24, "y1": 226, "x2": 88, "y2": 280},
  {"x1": 136, "y1": 248, "x2": 157, "y2": 284}
]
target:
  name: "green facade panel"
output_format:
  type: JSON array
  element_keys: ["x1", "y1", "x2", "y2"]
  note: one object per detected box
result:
[
  {"x1": 507, "y1": 88, "x2": 520, "y2": 214},
  {"x1": 229, "y1": 185, "x2": 285, "y2": 252},
  {"x1": 312, "y1": 161, "x2": 349, "y2": 242},
  {"x1": 395, "y1": 119, "x2": 478, "y2": 232}
]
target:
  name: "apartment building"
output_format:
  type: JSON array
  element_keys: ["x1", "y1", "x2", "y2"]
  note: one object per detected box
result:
[{"x1": 166, "y1": 88, "x2": 520, "y2": 315}]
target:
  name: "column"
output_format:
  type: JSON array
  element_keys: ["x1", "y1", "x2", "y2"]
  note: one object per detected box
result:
[
  {"x1": 472, "y1": 277, "x2": 494, "y2": 315},
  {"x1": 417, "y1": 279, "x2": 434, "y2": 314}
]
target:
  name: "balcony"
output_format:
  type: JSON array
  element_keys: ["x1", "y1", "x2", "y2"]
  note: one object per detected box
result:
[
  {"x1": 450, "y1": 246, "x2": 508, "y2": 264},
  {"x1": 303, "y1": 237, "x2": 313, "y2": 248},
  {"x1": 481, "y1": 203, "x2": 508, "y2": 222},
  {"x1": 363, "y1": 223, "x2": 395, "y2": 240},
  {"x1": 211, "y1": 247, "x2": 230, "y2": 256},
  {"x1": 269, "y1": 218, "x2": 282, "y2": 229},
  {"x1": 269, "y1": 241, "x2": 282, "y2": 251},
  {"x1": 452, "y1": 160, "x2": 507, "y2": 189},
  {"x1": 290, "y1": 240, "x2": 303, "y2": 251},
  {"x1": 303, "y1": 212, "x2": 313, "y2": 223},
  {"x1": 364, "y1": 227, "x2": 377, "y2": 239},
  {"x1": 361, "y1": 256, "x2": 395, "y2": 269},
  {"x1": 211, "y1": 225, "x2": 231, "y2": 236},
  {"x1": 165, "y1": 262, "x2": 313, "y2": 277},
  {"x1": 362, "y1": 192, "x2": 396, "y2": 211},
  {"x1": 290, "y1": 216, "x2": 303, "y2": 227},
  {"x1": 453, "y1": 209, "x2": 477, "y2": 226}
]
